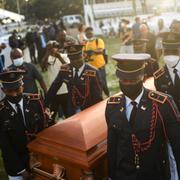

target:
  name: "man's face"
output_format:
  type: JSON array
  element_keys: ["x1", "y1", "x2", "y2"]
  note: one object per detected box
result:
[
  {"x1": 11, "y1": 49, "x2": 23, "y2": 61},
  {"x1": 58, "y1": 31, "x2": 66, "y2": 42},
  {"x1": 163, "y1": 48, "x2": 180, "y2": 68},
  {"x1": 117, "y1": 61, "x2": 145, "y2": 85},
  {"x1": 85, "y1": 30, "x2": 94, "y2": 39},
  {"x1": 140, "y1": 24, "x2": 149, "y2": 35},
  {"x1": 69, "y1": 54, "x2": 84, "y2": 69},
  {"x1": 3, "y1": 86, "x2": 23, "y2": 97}
]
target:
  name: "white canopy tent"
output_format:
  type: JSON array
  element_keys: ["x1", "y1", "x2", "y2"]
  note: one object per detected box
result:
[{"x1": 0, "y1": 8, "x2": 25, "y2": 22}]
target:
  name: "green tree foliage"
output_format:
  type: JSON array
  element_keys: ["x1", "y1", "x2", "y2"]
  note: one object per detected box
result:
[
  {"x1": 32, "y1": 0, "x2": 83, "y2": 19},
  {"x1": 1, "y1": 0, "x2": 83, "y2": 19}
]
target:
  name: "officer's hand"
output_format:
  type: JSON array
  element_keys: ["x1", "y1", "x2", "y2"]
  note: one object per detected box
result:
[
  {"x1": 44, "y1": 108, "x2": 54, "y2": 118},
  {"x1": 22, "y1": 170, "x2": 31, "y2": 180}
]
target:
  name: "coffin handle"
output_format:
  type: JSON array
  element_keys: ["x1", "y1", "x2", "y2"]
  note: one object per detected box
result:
[{"x1": 31, "y1": 163, "x2": 65, "y2": 180}]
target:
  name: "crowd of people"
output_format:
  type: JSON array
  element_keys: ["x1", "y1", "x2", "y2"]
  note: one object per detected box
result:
[{"x1": 0, "y1": 16, "x2": 179, "y2": 180}]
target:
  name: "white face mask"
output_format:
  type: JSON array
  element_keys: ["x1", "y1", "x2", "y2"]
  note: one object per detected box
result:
[
  {"x1": 164, "y1": 55, "x2": 180, "y2": 68},
  {"x1": 13, "y1": 57, "x2": 24, "y2": 67}
]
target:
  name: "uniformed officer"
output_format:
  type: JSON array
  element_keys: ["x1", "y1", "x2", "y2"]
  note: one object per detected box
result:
[
  {"x1": 131, "y1": 39, "x2": 159, "y2": 78},
  {"x1": 45, "y1": 44, "x2": 103, "y2": 117},
  {"x1": 105, "y1": 53, "x2": 180, "y2": 180},
  {"x1": 153, "y1": 31, "x2": 180, "y2": 111},
  {"x1": 0, "y1": 69, "x2": 47, "y2": 180}
]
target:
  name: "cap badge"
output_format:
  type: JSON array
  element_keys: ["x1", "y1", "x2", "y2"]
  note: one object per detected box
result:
[
  {"x1": 141, "y1": 105, "x2": 147, "y2": 111},
  {"x1": 69, "y1": 46, "x2": 76, "y2": 52},
  {"x1": 120, "y1": 107, "x2": 124, "y2": 112}
]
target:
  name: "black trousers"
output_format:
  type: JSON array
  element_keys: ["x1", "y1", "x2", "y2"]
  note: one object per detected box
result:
[
  {"x1": 99, "y1": 66, "x2": 109, "y2": 96},
  {"x1": 50, "y1": 93, "x2": 68, "y2": 121},
  {"x1": 28, "y1": 44, "x2": 37, "y2": 63}
]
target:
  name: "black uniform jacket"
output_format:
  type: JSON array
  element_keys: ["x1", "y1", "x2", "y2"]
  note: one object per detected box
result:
[
  {"x1": 154, "y1": 66, "x2": 180, "y2": 111},
  {"x1": 105, "y1": 88, "x2": 180, "y2": 180},
  {"x1": 45, "y1": 63, "x2": 103, "y2": 116},
  {"x1": 0, "y1": 94, "x2": 45, "y2": 176}
]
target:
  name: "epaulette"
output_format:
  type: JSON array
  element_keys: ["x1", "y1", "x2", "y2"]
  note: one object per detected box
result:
[
  {"x1": 148, "y1": 90, "x2": 168, "y2": 104},
  {"x1": 24, "y1": 93, "x2": 40, "y2": 100},
  {"x1": 107, "y1": 95, "x2": 122, "y2": 104},
  {"x1": 60, "y1": 64, "x2": 70, "y2": 72},
  {"x1": 153, "y1": 68, "x2": 165, "y2": 79},
  {"x1": 84, "y1": 70, "x2": 96, "y2": 77},
  {"x1": 0, "y1": 101, "x2": 5, "y2": 111}
]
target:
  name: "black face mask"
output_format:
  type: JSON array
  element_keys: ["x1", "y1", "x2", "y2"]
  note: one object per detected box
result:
[
  {"x1": 6, "y1": 94, "x2": 23, "y2": 104},
  {"x1": 120, "y1": 81, "x2": 143, "y2": 100}
]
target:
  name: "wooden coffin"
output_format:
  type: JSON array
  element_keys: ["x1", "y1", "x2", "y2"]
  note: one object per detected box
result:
[
  {"x1": 28, "y1": 77, "x2": 155, "y2": 180},
  {"x1": 28, "y1": 100, "x2": 108, "y2": 180}
]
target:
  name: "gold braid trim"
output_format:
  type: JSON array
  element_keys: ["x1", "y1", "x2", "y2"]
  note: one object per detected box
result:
[{"x1": 117, "y1": 64, "x2": 145, "y2": 73}]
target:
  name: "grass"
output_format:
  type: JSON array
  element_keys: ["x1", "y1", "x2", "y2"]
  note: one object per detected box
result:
[{"x1": 103, "y1": 36, "x2": 121, "y2": 95}]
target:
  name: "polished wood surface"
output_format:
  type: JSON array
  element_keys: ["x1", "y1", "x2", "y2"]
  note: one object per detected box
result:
[{"x1": 28, "y1": 100, "x2": 108, "y2": 179}]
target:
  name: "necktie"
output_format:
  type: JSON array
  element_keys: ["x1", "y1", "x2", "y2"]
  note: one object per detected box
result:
[
  {"x1": 16, "y1": 103, "x2": 26, "y2": 127},
  {"x1": 173, "y1": 69, "x2": 180, "y2": 88},
  {"x1": 74, "y1": 68, "x2": 79, "y2": 80},
  {"x1": 129, "y1": 101, "x2": 138, "y2": 128}
]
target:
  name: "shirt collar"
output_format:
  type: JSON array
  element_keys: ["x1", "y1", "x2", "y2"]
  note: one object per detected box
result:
[
  {"x1": 174, "y1": 62, "x2": 180, "y2": 72},
  {"x1": 125, "y1": 88, "x2": 144, "y2": 108},
  {"x1": 8, "y1": 98, "x2": 23, "y2": 109},
  {"x1": 167, "y1": 61, "x2": 180, "y2": 73},
  {"x1": 73, "y1": 63, "x2": 85, "y2": 75}
]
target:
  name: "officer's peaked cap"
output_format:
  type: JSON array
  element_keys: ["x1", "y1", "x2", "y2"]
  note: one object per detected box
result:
[
  {"x1": 112, "y1": 53, "x2": 151, "y2": 62},
  {"x1": 160, "y1": 32, "x2": 180, "y2": 50},
  {"x1": 65, "y1": 45, "x2": 84, "y2": 57},
  {"x1": 0, "y1": 69, "x2": 25, "y2": 90}
]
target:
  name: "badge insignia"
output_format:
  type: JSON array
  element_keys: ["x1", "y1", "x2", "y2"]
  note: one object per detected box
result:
[
  {"x1": 25, "y1": 109, "x2": 30, "y2": 112},
  {"x1": 11, "y1": 112, "x2": 15, "y2": 116},
  {"x1": 120, "y1": 107, "x2": 124, "y2": 112},
  {"x1": 168, "y1": 81, "x2": 171, "y2": 86},
  {"x1": 141, "y1": 105, "x2": 147, "y2": 111}
]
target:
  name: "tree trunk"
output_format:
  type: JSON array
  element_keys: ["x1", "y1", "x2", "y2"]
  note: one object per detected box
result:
[{"x1": 132, "y1": 0, "x2": 137, "y2": 16}]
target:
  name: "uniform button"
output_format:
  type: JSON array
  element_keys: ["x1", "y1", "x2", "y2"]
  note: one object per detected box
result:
[
  {"x1": 163, "y1": 160, "x2": 166, "y2": 164},
  {"x1": 113, "y1": 124, "x2": 116, "y2": 128}
]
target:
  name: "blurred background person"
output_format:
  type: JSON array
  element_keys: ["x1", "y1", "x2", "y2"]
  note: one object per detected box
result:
[
  {"x1": 155, "y1": 19, "x2": 169, "y2": 60},
  {"x1": 8, "y1": 30, "x2": 24, "y2": 50},
  {"x1": 120, "y1": 19, "x2": 133, "y2": 53},
  {"x1": 41, "y1": 29, "x2": 77, "y2": 70},
  {"x1": 0, "y1": 43, "x2": 6, "y2": 72},
  {"x1": 34, "y1": 26, "x2": 47, "y2": 65},
  {"x1": 9, "y1": 48, "x2": 47, "y2": 96},
  {"x1": 84, "y1": 27, "x2": 109, "y2": 97},
  {"x1": 77, "y1": 24, "x2": 87, "y2": 45},
  {"x1": 0, "y1": 43, "x2": 6, "y2": 101},
  {"x1": 41, "y1": 41, "x2": 70, "y2": 123},
  {"x1": 25, "y1": 27, "x2": 37, "y2": 64},
  {"x1": 140, "y1": 23, "x2": 157, "y2": 59},
  {"x1": 132, "y1": 17, "x2": 141, "y2": 40}
]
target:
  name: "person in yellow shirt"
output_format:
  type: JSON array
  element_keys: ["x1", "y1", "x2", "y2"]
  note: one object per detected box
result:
[{"x1": 84, "y1": 27, "x2": 109, "y2": 96}]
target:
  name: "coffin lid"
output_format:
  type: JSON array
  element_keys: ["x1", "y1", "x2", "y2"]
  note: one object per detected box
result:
[{"x1": 37, "y1": 100, "x2": 107, "y2": 151}]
